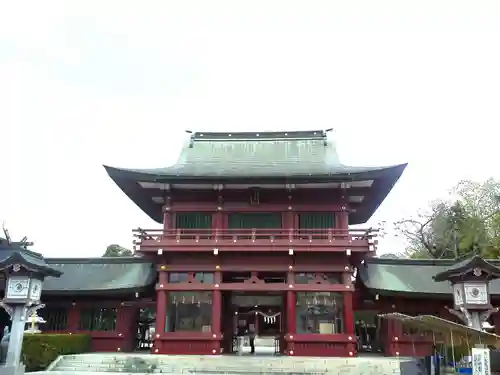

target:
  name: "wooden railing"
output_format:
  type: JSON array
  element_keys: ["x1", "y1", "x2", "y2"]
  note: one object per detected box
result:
[{"x1": 133, "y1": 228, "x2": 378, "y2": 251}]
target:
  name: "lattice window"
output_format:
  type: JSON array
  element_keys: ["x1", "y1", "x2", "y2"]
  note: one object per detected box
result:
[
  {"x1": 295, "y1": 292, "x2": 344, "y2": 334},
  {"x1": 166, "y1": 291, "x2": 213, "y2": 332},
  {"x1": 41, "y1": 307, "x2": 68, "y2": 331},
  {"x1": 228, "y1": 213, "x2": 281, "y2": 229},
  {"x1": 298, "y1": 213, "x2": 335, "y2": 239},
  {"x1": 298, "y1": 213, "x2": 335, "y2": 229},
  {"x1": 175, "y1": 213, "x2": 212, "y2": 239},
  {"x1": 79, "y1": 308, "x2": 117, "y2": 331}
]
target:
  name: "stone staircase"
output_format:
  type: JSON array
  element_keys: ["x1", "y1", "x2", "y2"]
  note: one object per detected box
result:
[{"x1": 39, "y1": 353, "x2": 411, "y2": 375}]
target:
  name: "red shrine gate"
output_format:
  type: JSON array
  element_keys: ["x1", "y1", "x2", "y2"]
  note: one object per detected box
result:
[
  {"x1": 103, "y1": 130, "x2": 406, "y2": 357},
  {"x1": 137, "y1": 229, "x2": 377, "y2": 357}
]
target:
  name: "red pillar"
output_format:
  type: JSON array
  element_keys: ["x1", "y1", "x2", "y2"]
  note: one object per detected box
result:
[
  {"x1": 212, "y1": 270, "x2": 222, "y2": 354},
  {"x1": 163, "y1": 206, "x2": 171, "y2": 229},
  {"x1": 115, "y1": 306, "x2": 137, "y2": 352},
  {"x1": 67, "y1": 304, "x2": 80, "y2": 332},
  {"x1": 155, "y1": 271, "x2": 168, "y2": 353},
  {"x1": 493, "y1": 312, "x2": 500, "y2": 336},
  {"x1": 339, "y1": 210, "x2": 348, "y2": 235},
  {"x1": 286, "y1": 290, "x2": 296, "y2": 355},
  {"x1": 338, "y1": 187, "x2": 349, "y2": 236},
  {"x1": 343, "y1": 292, "x2": 356, "y2": 355}
]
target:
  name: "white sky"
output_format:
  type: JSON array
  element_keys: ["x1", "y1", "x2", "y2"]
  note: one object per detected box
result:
[{"x1": 1, "y1": 1, "x2": 499, "y2": 257}]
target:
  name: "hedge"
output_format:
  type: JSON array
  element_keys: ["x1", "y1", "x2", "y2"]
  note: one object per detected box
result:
[{"x1": 22, "y1": 333, "x2": 91, "y2": 372}]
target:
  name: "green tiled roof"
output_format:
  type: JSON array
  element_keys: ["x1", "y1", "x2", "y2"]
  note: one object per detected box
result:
[
  {"x1": 39, "y1": 258, "x2": 155, "y2": 295},
  {"x1": 105, "y1": 130, "x2": 407, "y2": 224},
  {"x1": 105, "y1": 130, "x2": 404, "y2": 180},
  {"x1": 360, "y1": 258, "x2": 500, "y2": 297}
]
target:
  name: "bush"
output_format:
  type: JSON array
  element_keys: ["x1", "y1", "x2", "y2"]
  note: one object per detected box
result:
[{"x1": 22, "y1": 333, "x2": 91, "y2": 372}]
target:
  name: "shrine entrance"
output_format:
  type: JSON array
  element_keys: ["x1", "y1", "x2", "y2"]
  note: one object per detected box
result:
[
  {"x1": 222, "y1": 292, "x2": 285, "y2": 355},
  {"x1": 354, "y1": 311, "x2": 384, "y2": 354},
  {"x1": 135, "y1": 308, "x2": 155, "y2": 352}
]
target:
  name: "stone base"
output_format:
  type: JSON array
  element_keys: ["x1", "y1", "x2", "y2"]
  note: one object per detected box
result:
[
  {"x1": 23, "y1": 330, "x2": 41, "y2": 334},
  {"x1": 0, "y1": 364, "x2": 26, "y2": 375}
]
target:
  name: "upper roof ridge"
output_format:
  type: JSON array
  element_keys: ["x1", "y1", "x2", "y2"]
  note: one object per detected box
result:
[{"x1": 191, "y1": 130, "x2": 330, "y2": 142}]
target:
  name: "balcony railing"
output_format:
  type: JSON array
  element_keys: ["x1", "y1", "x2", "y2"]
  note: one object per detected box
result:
[{"x1": 133, "y1": 228, "x2": 378, "y2": 252}]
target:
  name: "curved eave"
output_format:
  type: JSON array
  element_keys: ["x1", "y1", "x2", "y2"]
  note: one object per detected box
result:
[
  {"x1": 363, "y1": 286, "x2": 500, "y2": 299},
  {"x1": 41, "y1": 285, "x2": 154, "y2": 297},
  {"x1": 350, "y1": 163, "x2": 407, "y2": 225},
  {"x1": 104, "y1": 163, "x2": 406, "y2": 183},
  {"x1": 104, "y1": 163, "x2": 407, "y2": 224},
  {"x1": 40, "y1": 258, "x2": 157, "y2": 295},
  {"x1": 0, "y1": 252, "x2": 63, "y2": 278},
  {"x1": 104, "y1": 165, "x2": 164, "y2": 222},
  {"x1": 362, "y1": 287, "x2": 458, "y2": 299}
]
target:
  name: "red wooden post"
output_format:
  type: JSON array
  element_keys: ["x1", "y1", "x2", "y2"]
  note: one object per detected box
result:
[
  {"x1": 338, "y1": 186, "x2": 349, "y2": 237},
  {"x1": 212, "y1": 270, "x2": 222, "y2": 354},
  {"x1": 67, "y1": 304, "x2": 80, "y2": 332},
  {"x1": 163, "y1": 207, "x2": 171, "y2": 231},
  {"x1": 155, "y1": 271, "x2": 168, "y2": 352},
  {"x1": 115, "y1": 305, "x2": 136, "y2": 352},
  {"x1": 286, "y1": 290, "x2": 296, "y2": 355},
  {"x1": 343, "y1": 292, "x2": 355, "y2": 355}
]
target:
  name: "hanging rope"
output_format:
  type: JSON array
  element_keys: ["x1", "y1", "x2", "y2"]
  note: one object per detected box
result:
[
  {"x1": 250, "y1": 310, "x2": 281, "y2": 323},
  {"x1": 466, "y1": 332, "x2": 471, "y2": 361}
]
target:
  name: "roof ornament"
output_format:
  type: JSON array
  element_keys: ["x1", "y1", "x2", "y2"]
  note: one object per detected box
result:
[
  {"x1": 1, "y1": 222, "x2": 34, "y2": 249},
  {"x1": 2, "y1": 222, "x2": 11, "y2": 244},
  {"x1": 185, "y1": 130, "x2": 195, "y2": 148},
  {"x1": 323, "y1": 128, "x2": 333, "y2": 146},
  {"x1": 134, "y1": 227, "x2": 154, "y2": 241}
]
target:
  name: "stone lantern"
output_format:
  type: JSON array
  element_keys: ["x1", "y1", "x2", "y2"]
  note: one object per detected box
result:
[
  {"x1": 0, "y1": 232, "x2": 62, "y2": 375},
  {"x1": 24, "y1": 310, "x2": 46, "y2": 334},
  {"x1": 433, "y1": 255, "x2": 500, "y2": 330}
]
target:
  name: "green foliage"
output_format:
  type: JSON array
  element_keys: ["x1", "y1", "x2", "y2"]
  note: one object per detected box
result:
[
  {"x1": 103, "y1": 244, "x2": 133, "y2": 257},
  {"x1": 395, "y1": 178, "x2": 500, "y2": 259},
  {"x1": 22, "y1": 333, "x2": 91, "y2": 372}
]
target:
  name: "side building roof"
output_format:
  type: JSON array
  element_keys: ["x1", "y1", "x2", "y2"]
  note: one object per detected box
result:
[
  {"x1": 105, "y1": 130, "x2": 407, "y2": 224},
  {"x1": 359, "y1": 257, "x2": 500, "y2": 297},
  {"x1": 0, "y1": 257, "x2": 156, "y2": 296}
]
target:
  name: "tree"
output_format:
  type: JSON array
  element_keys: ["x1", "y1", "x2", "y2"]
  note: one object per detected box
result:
[
  {"x1": 394, "y1": 178, "x2": 500, "y2": 259},
  {"x1": 103, "y1": 244, "x2": 133, "y2": 257}
]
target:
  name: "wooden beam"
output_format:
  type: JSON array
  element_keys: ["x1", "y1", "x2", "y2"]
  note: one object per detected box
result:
[
  {"x1": 166, "y1": 203, "x2": 353, "y2": 212},
  {"x1": 156, "y1": 283, "x2": 354, "y2": 292},
  {"x1": 156, "y1": 264, "x2": 352, "y2": 272},
  {"x1": 145, "y1": 187, "x2": 371, "y2": 199}
]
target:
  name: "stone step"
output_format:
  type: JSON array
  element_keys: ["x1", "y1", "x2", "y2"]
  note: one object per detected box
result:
[
  {"x1": 47, "y1": 353, "x2": 405, "y2": 375},
  {"x1": 53, "y1": 360, "x2": 373, "y2": 372}
]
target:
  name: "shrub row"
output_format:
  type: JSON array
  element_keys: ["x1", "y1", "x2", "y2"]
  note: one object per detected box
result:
[{"x1": 22, "y1": 333, "x2": 90, "y2": 372}]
